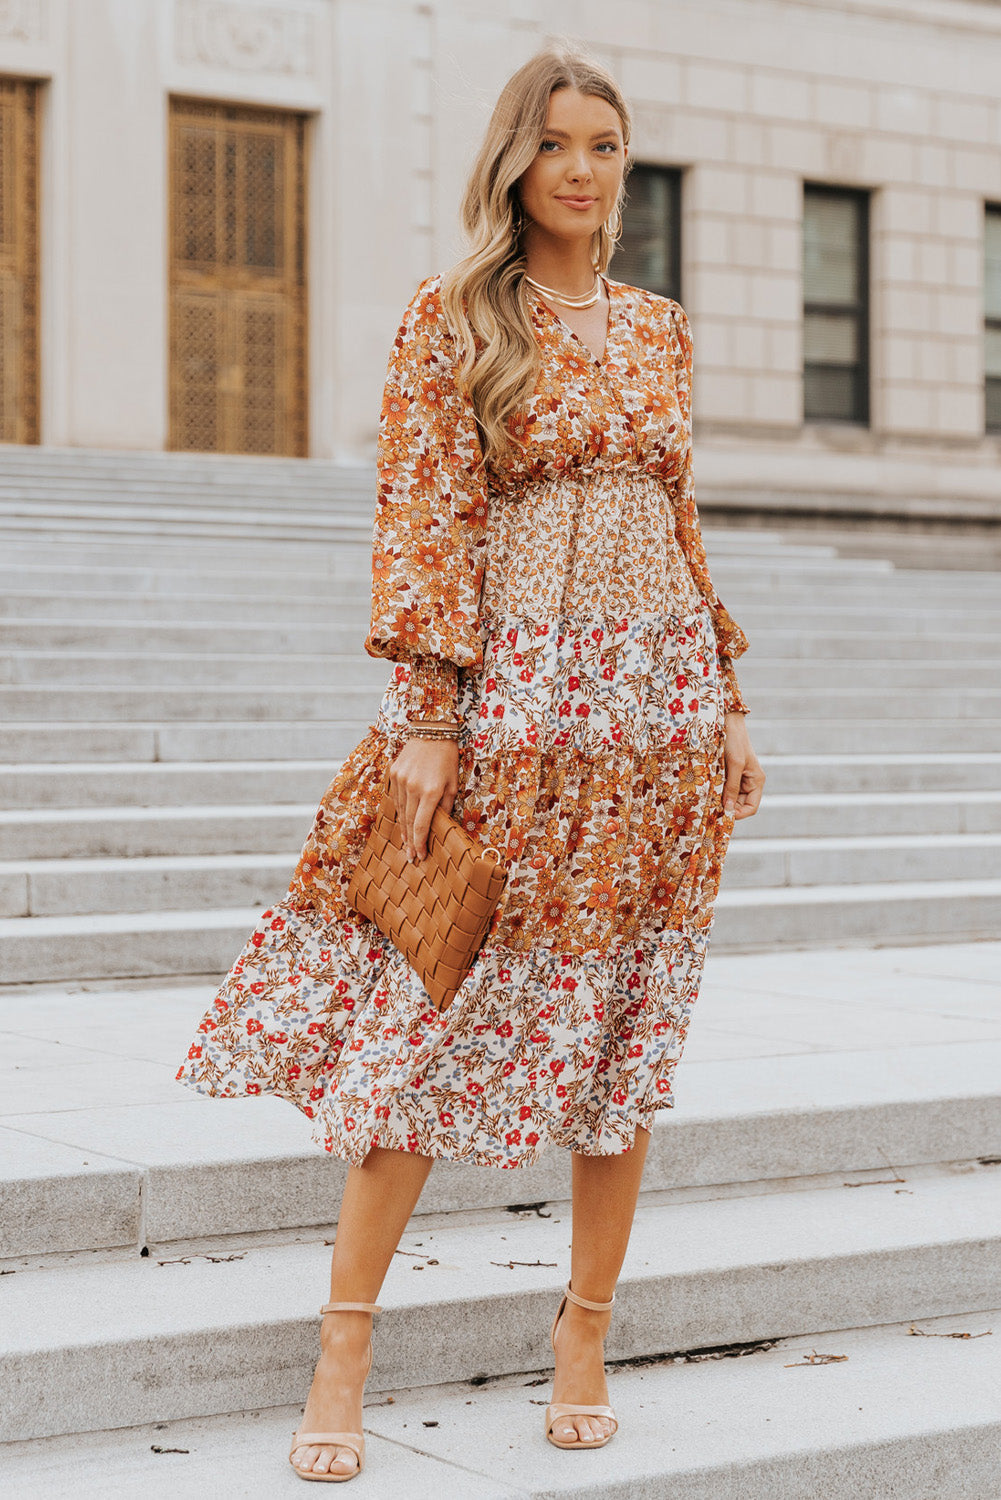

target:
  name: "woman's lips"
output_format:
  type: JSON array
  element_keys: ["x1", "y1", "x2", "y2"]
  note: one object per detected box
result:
[{"x1": 556, "y1": 197, "x2": 597, "y2": 211}]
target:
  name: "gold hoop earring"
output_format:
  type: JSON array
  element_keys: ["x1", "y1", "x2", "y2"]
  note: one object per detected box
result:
[{"x1": 605, "y1": 204, "x2": 623, "y2": 242}]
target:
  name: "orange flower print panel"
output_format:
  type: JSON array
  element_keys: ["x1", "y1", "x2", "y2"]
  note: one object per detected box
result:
[{"x1": 365, "y1": 277, "x2": 490, "y2": 672}]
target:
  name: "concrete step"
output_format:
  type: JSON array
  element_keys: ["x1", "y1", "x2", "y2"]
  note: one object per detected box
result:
[
  {"x1": 4, "y1": 649, "x2": 998, "y2": 692},
  {"x1": 739, "y1": 629, "x2": 993, "y2": 660},
  {"x1": 0, "y1": 621, "x2": 367, "y2": 653},
  {"x1": 716, "y1": 877, "x2": 1001, "y2": 950},
  {"x1": 0, "y1": 565, "x2": 378, "y2": 599},
  {"x1": 5, "y1": 560, "x2": 997, "y2": 606},
  {"x1": 0, "y1": 443, "x2": 371, "y2": 479},
  {"x1": 2, "y1": 684, "x2": 999, "y2": 723},
  {"x1": 747, "y1": 752, "x2": 1001, "y2": 793},
  {"x1": 0, "y1": 906, "x2": 262, "y2": 983},
  {"x1": 0, "y1": 805, "x2": 315, "y2": 859},
  {"x1": 0, "y1": 852, "x2": 294, "y2": 917},
  {"x1": 3, "y1": 1313, "x2": 999, "y2": 1499},
  {"x1": 0, "y1": 486, "x2": 372, "y2": 513},
  {"x1": 0, "y1": 686, "x2": 385, "y2": 720},
  {"x1": 3, "y1": 718, "x2": 1001, "y2": 764},
  {"x1": 2, "y1": 993, "x2": 998, "y2": 1256},
  {"x1": 3, "y1": 879, "x2": 1001, "y2": 982},
  {"x1": 0, "y1": 536, "x2": 374, "y2": 565},
  {"x1": 3, "y1": 591, "x2": 999, "y2": 641},
  {"x1": 1, "y1": 1165, "x2": 999, "y2": 1441},
  {"x1": 0, "y1": 720, "x2": 373, "y2": 763},
  {"x1": 4, "y1": 759, "x2": 999, "y2": 813},
  {"x1": 0, "y1": 552, "x2": 984, "y2": 596},
  {"x1": 735, "y1": 659, "x2": 996, "y2": 689},
  {"x1": 2, "y1": 797, "x2": 999, "y2": 863},
  {"x1": 0, "y1": 556, "x2": 914, "y2": 593},
  {"x1": 0, "y1": 547, "x2": 374, "y2": 579},
  {"x1": 0, "y1": 520, "x2": 827, "y2": 551},
  {"x1": 0, "y1": 588, "x2": 369, "y2": 622},
  {"x1": 3, "y1": 834, "x2": 1000, "y2": 915},
  {"x1": 722, "y1": 832, "x2": 1001, "y2": 888},
  {"x1": 0, "y1": 530, "x2": 853, "y2": 564},
  {"x1": 0, "y1": 619, "x2": 995, "y2": 660},
  {"x1": 0, "y1": 761, "x2": 337, "y2": 810},
  {"x1": 0, "y1": 502, "x2": 376, "y2": 542},
  {"x1": 739, "y1": 790, "x2": 1001, "y2": 836},
  {"x1": 0, "y1": 651, "x2": 392, "y2": 688},
  {"x1": 0, "y1": 525, "x2": 821, "y2": 568}
]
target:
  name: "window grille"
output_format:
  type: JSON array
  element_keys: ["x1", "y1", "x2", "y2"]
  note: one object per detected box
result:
[
  {"x1": 803, "y1": 184, "x2": 869, "y2": 424},
  {"x1": 614, "y1": 164, "x2": 682, "y2": 301},
  {"x1": 168, "y1": 97, "x2": 308, "y2": 455},
  {"x1": 0, "y1": 76, "x2": 39, "y2": 445}
]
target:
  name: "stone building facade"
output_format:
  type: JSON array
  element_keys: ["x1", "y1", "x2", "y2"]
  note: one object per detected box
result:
[{"x1": 1, "y1": 0, "x2": 1000, "y2": 518}]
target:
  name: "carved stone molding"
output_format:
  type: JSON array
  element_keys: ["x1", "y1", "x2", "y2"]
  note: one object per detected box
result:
[
  {"x1": 0, "y1": 0, "x2": 46, "y2": 45},
  {"x1": 175, "y1": 0, "x2": 315, "y2": 77}
]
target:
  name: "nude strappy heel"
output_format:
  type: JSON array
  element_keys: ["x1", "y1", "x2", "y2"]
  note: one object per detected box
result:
[
  {"x1": 545, "y1": 1282, "x2": 619, "y2": 1450},
  {"x1": 289, "y1": 1299, "x2": 382, "y2": 1483}
]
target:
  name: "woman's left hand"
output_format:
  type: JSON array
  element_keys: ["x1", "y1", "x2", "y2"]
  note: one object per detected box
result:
[{"x1": 722, "y1": 712, "x2": 765, "y2": 820}]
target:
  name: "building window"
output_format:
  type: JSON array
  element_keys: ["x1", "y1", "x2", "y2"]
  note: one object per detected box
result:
[
  {"x1": 986, "y1": 205, "x2": 1001, "y2": 433},
  {"x1": 614, "y1": 164, "x2": 682, "y2": 301},
  {"x1": 803, "y1": 185, "x2": 869, "y2": 424}
]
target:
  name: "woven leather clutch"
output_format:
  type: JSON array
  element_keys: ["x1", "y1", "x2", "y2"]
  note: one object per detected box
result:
[{"x1": 346, "y1": 785, "x2": 508, "y2": 1012}]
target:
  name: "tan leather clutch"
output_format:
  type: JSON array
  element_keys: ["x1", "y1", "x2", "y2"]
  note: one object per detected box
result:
[{"x1": 346, "y1": 785, "x2": 508, "y2": 1012}]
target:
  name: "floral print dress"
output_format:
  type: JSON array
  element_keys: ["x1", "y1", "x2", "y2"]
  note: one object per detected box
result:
[{"x1": 176, "y1": 271, "x2": 750, "y2": 1169}]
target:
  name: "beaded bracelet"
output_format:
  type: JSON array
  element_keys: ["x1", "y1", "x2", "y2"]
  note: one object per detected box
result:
[{"x1": 407, "y1": 721, "x2": 463, "y2": 741}]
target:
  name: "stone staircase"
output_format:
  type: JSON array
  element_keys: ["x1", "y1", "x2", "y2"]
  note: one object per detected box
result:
[{"x1": 0, "y1": 447, "x2": 999, "y2": 1497}]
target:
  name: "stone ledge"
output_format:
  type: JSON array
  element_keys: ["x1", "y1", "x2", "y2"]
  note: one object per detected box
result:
[{"x1": 2, "y1": 1305, "x2": 1000, "y2": 1497}]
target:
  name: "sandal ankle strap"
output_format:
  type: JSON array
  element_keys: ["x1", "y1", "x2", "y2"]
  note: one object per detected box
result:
[
  {"x1": 564, "y1": 1281, "x2": 615, "y2": 1312},
  {"x1": 319, "y1": 1300, "x2": 381, "y2": 1315}
]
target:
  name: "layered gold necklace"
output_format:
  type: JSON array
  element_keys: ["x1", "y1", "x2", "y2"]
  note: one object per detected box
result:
[{"x1": 523, "y1": 268, "x2": 602, "y2": 309}]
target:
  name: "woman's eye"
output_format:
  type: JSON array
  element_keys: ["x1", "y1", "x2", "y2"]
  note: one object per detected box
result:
[{"x1": 539, "y1": 139, "x2": 617, "y2": 154}]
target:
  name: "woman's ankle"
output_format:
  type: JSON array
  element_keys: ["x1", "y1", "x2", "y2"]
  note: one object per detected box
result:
[{"x1": 319, "y1": 1312, "x2": 374, "y2": 1355}]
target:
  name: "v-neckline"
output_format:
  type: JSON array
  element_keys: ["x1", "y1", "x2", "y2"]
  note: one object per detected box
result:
[{"x1": 528, "y1": 272, "x2": 616, "y2": 370}]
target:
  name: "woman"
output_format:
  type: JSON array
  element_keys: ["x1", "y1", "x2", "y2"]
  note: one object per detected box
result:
[{"x1": 177, "y1": 44, "x2": 764, "y2": 1483}]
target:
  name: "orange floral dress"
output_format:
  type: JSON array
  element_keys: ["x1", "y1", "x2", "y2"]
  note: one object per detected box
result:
[{"x1": 176, "y1": 271, "x2": 750, "y2": 1169}]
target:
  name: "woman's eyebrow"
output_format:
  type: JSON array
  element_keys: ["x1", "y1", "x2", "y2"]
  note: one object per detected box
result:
[{"x1": 542, "y1": 126, "x2": 619, "y2": 140}]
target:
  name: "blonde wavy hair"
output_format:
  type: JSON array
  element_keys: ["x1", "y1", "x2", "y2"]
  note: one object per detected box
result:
[{"x1": 440, "y1": 46, "x2": 632, "y2": 467}]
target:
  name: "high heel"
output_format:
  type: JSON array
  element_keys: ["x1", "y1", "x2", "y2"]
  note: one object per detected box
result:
[
  {"x1": 545, "y1": 1282, "x2": 618, "y2": 1450},
  {"x1": 289, "y1": 1299, "x2": 382, "y2": 1482}
]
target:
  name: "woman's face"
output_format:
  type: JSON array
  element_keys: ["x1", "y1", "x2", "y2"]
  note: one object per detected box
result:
[{"x1": 517, "y1": 86, "x2": 627, "y2": 246}]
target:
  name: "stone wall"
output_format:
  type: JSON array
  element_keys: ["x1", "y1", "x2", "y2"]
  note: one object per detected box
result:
[{"x1": 0, "y1": 0, "x2": 999, "y2": 515}]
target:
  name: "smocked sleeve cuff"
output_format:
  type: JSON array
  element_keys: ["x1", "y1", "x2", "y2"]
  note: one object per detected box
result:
[
  {"x1": 405, "y1": 655, "x2": 460, "y2": 723},
  {"x1": 720, "y1": 655, "x2": 750, "y2": 716}
]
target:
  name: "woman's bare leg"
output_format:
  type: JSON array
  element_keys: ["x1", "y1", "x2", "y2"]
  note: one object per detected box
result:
[
  {"x1": 291, "y1": 1146, "x2": 434, "y2": 1477},
  {"x1": 550, "y1": 1124, "x2": 652, "y2": 1445}
]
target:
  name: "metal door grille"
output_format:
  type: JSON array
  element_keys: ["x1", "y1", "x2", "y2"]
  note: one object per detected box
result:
[
  {"x1": 0, "y1": 76, "x2": 40, "y2": 445},
  {"x1": 168, "y1": 97, "x2": 308, "y2": 455}
]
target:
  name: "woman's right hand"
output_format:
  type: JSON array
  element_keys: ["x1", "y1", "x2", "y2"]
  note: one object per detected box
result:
[{"x1": 389, "y1": 738, "x2": 459, "y2": 862}]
